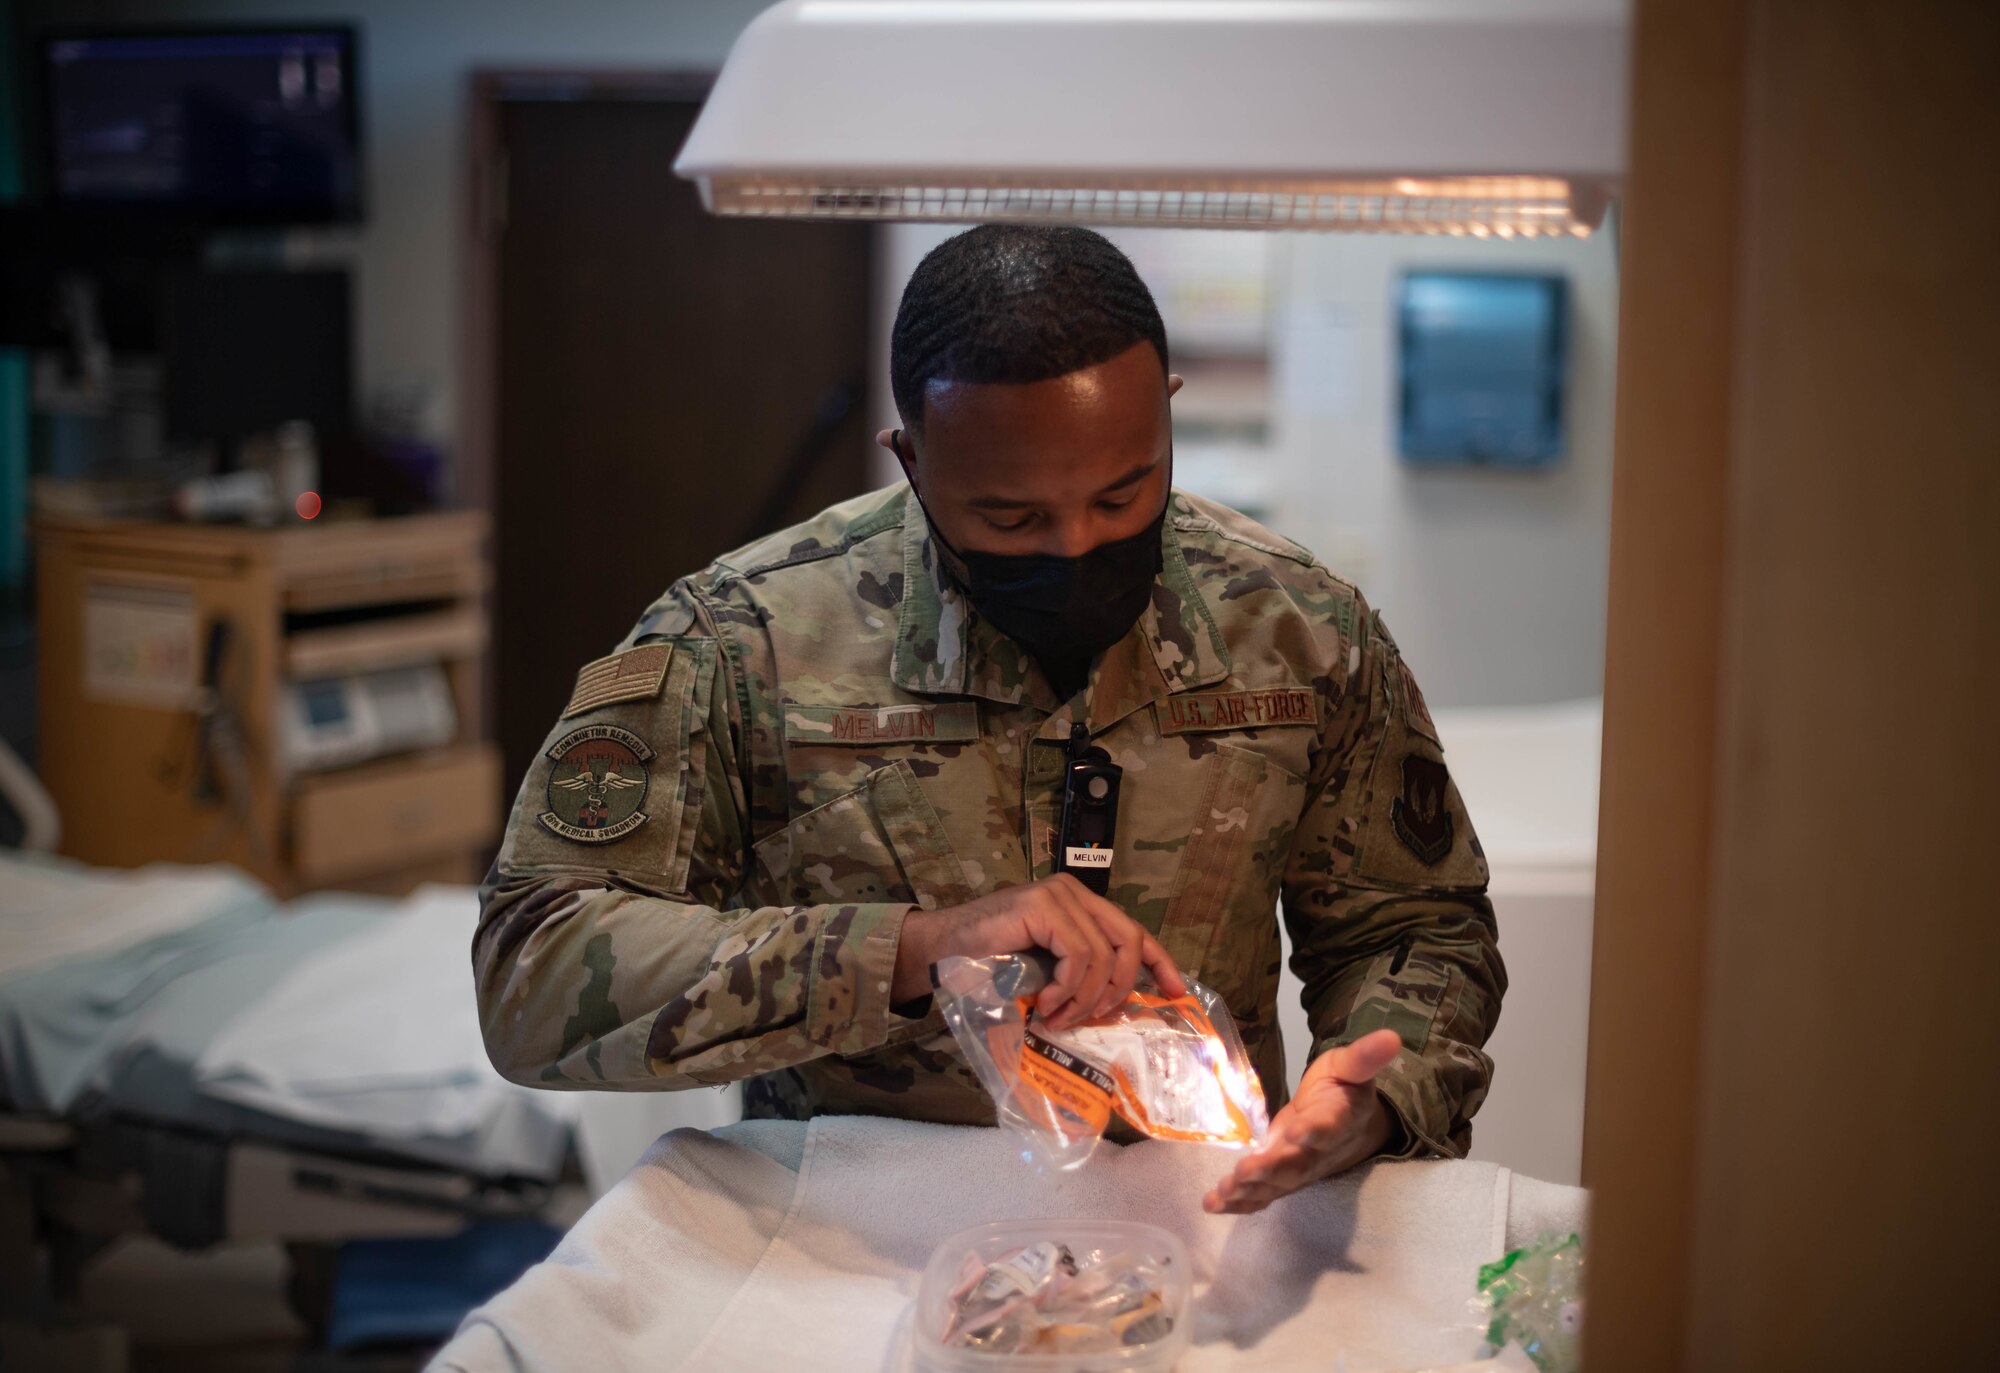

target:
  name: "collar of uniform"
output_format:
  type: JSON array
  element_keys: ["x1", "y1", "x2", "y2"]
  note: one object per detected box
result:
[{"x1": 890, "y1": 486, "x2": 1233, "y2": 718}]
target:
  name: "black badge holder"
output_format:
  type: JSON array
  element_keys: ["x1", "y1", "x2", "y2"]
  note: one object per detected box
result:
[{"x1": 1055, "y1": 723, "x2": 1123, "y2": 896}]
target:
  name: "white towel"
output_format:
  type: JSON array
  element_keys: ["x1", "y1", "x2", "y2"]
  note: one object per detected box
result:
[{"x1": 433, "y1": 1116, "x2": 1586, "y2": 1373}]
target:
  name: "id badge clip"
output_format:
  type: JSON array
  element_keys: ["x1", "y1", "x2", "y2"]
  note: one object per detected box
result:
[{"x1": 1056, "y1": 723, "x2": 1122, "y2": 896}]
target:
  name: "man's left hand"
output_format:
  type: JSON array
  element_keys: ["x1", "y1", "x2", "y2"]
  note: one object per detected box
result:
[{"x1": 1202, "y1": 1028, "x2": 1404, "y2": 1215}]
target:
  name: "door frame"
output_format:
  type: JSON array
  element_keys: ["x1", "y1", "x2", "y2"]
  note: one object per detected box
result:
[{"x1": 459, "y1": 69, "x2": 714, "y2": 514}]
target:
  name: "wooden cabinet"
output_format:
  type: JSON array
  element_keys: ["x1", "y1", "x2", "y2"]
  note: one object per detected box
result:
[
  {"x1": 35, "y1": 512, "x2": 499, "y2": 895},
  {"x1": 291, "y1": 747, "x2": 500, "y2": 886}
]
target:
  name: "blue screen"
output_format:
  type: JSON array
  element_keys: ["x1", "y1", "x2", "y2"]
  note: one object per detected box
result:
[{"x1": 1397, "y1": 272, "x2": 1567, "y2": 467}]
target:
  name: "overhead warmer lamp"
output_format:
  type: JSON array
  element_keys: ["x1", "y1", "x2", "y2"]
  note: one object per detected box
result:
[{"x1": 674, "y1": 0, "x2": 1630, "y2": 237}]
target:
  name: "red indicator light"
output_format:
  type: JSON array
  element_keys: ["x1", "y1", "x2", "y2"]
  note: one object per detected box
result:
[{"x1": 296, "y1": 491, "x2": 323, "y2": 520}]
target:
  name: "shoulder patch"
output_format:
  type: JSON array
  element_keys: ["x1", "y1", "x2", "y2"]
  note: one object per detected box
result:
[
  {"x1": 1156, "y1": 687, "x2": 1320, "y2": 735},
  {"x1": 783, "y1": 701, "x2": 980, "y2": 745},
  {"x1": 538, "y1": 723, "x2": 654, "y2": 844},
  {"x1": 563, "y1": 644, "x2": 672, "y2": 718},
  {"x1": 1390, "y1": 754, "x2": 1455, "y2": 865}
]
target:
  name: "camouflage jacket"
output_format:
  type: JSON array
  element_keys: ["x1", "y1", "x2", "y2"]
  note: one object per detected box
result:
[{"x1": 475, "y1": 486, "x2": 1505, "y2": 1156}]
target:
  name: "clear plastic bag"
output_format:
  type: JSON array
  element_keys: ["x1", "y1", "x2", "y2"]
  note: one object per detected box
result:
[
  {"x1": 934, "y1": 950, "x2": 1269, "y2": 1170},
  {"x1": 1476, "y1": 1232, "x2": 1585, "y2": 1373},
  {"x1": 913, "y1": 1220, "x2": 1192, "y2": 1372}
]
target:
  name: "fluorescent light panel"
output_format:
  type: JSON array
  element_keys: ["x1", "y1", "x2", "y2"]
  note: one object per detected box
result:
[
  {"x1": 707, "y1": 177, "x2": 1603, "y2": 236},
  {"x1": 677, "y1": 1, "x2": 1629, "y2": 235}
]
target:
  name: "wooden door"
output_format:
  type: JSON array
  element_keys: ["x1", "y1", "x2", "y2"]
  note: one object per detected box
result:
[{"x1": 484, "y1": 84, "x2": 874, "y2": 800}]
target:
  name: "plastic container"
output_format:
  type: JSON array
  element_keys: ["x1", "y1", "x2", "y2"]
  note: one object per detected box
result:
[{"x1": 912, "y1": 1220, "x2": 1192, "y2": 1373}]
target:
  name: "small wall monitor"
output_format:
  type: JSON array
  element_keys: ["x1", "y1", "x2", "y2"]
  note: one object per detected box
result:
[
  {"x1": 1397, "y1": 271, "x2": 1567, "y2": 468},
  {"x1": 42, "y1": 26, "x2": 362, "y2": 224}
]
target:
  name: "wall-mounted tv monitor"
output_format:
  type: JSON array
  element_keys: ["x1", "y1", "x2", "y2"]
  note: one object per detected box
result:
[{"x1": 42, "y1": 26, "x2": 362, "y2": 224}]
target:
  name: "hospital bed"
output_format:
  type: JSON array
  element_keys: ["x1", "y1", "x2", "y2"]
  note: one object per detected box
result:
[{"x1": 0, "y1": 854, "x2": 590, "y2": 1349}]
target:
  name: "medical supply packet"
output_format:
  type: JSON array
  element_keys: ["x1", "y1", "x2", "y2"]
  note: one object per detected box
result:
[
  {"x1": 913, "y1": 1219, "x2": 1192, "y2": 1373},
  {"x1": 934, "y1": 951, "x2": 1269, "y2": 1170}
]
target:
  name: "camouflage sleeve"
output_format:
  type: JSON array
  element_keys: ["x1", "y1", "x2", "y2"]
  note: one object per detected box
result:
[
  {"x1": 1280, "y1": 601, "x2": 1507, "y2": 1157},
  {"x1": 472, "y1": 580, "x2": 931, "y2": 1091}
]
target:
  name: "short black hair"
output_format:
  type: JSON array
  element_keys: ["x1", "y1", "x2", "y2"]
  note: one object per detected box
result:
[{"x1": 890, "y1": 224, "x2": 1169, "y2": 433}]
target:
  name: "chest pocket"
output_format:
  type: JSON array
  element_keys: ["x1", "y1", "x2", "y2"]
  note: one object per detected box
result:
[
  {"x1": 1143, "y1": 688, "x2": 1319, "y2": 975},
  {"x1": 1151, "y1": 741, "x2": 1310, "y2": 982},
  {"x1": 751, "y1": 759, "x2": 976, "y2": 912}
]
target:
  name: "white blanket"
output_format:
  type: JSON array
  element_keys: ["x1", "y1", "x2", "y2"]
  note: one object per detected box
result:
[
  {"x1": 0, "y1": 853, "x2": 268, "y2": 980},
  {"x1": 432, "y1": 1116, "x2": 1586, "y2": 1373},
  {"x1": 193, "y1": 884, "x2": 582, "y2": 1143}
]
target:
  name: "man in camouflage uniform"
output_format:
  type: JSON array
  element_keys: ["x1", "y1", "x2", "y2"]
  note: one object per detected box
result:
[{"x1": 476, "y1": 225, "x2": 1503, "y2": 1214}]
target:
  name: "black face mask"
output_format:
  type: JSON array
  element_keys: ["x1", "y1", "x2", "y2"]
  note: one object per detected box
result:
[
  {"x1": 934, "y1": 512, "x2": 1165, "y2": 677},
  {"x1": 898, "y1": 435, "x2": 1167, "y2": 693}
]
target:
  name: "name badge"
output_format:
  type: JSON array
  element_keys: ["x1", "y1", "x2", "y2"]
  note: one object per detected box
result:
[
  {"x1": 1063, "y1": 846, "x2": 1114, "y2": 869},
  {"x1": 783, "y1": 701, "x2": 981, "y2": 745},
  {"x1": 1155, "y1": 688, "x2": 1320, "y2": 735}
]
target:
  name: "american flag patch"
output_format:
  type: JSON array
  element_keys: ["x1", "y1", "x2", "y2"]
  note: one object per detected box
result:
[{"x1": 562, "y1": 643, "x2": 673, "y2": 718}]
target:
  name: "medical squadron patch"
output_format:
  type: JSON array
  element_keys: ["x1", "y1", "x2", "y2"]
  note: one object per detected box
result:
[
  {"x1": 538, "y1": 723, "x2": 653, "y2": 844},
  {"x1": 1390, "y1": 754, "x2": 1455, "y2": 866}
]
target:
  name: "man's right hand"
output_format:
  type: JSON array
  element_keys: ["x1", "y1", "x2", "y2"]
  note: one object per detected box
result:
[{"x1": 892, "y1": 873, "x2": 1186, "y2": 1028}]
